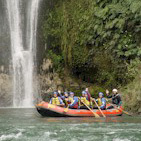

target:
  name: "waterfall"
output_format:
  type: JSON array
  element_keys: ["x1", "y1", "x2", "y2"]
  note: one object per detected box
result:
[{"x1": 6, "y1": 0, "x2": 40, "y2": 107}]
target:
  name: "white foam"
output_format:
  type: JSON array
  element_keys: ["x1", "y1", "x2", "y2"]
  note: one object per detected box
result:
[
  {"x1": 0, "y1": 132, "x2": 22, "y2": 141},
  {"x1": 43, "y1": 132, "x2": 58, "y2": 141},
  {"x1": 113, "y1": 138, "x2": 131, "y2": 141},
  {"x1": 28, "y1": 126, "x2": 35, "y2": 129},
  {"x1": 17, "y1": 128, "x2": 25, "y2": 132},
  {"x1": 70, "y1": 139, "x2": 78, "y2": 141},
  {"x1": 60, "y1": 129, "x2": 66, "y2": 132},
  {"x1": 107, "y1": 131, "x2": 116, "y2": 135},
  {"x1": 44, "y1": 131, "x2": 57, "y2": 137},
  {"x1": 44, "y1": 131, "x2": 51, "y2": 137}
]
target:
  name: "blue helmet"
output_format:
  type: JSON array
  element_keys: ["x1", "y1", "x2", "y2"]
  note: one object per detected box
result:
[
  {"x1": 64, "y1": 92, "x2": 68, "y2": 94},
  {"x1": 82, "y1": 91, "x2": 87, "y2": 95},
  {"x1": 53, "y1": 91, "x2": 58, "y2": 95},
  {"x1": 99, "y1": 92, "x2": 104, "y2": 97},
  {"x1": 70, "y1": 92, "x2": 74, "y2": 95}
]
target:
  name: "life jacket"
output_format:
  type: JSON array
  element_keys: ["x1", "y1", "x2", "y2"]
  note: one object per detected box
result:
[
  {"x1": 79, "y1": 97, "x2": 90, "y2": 106},
  {"x1": 63, "y1": 97, "x2": 71, "y2": 106},
  {"x1": 112, "y1": 94, "x2": 122, "y2": 105},
  {"x1": 68, "y1": 97, "x2": 74, "y2": 103},
  {"x1": 64, "y1": 97, "x2": 71, "y2": 104},
  {"x1": 97, "y1": 98, "x2": 103, "y2": 106},
  {"x1": 52, "y1": 97, "x2": 60, "y2": 105}
]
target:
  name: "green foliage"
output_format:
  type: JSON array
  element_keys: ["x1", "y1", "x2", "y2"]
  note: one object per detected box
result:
[
  {"x1": 42, "y1": 0, "x2": 141, "y2": 88},
  {"x1": 127, "y1": 59, "x2": 141, "y2": 80},
  {"x1": 47, "y1": 50, "x2": 64, "y2": 72},
  {"x1": 122, "y1": 65, "x2": 141, "y2": 113},
  {"x1": 89, "y1": 85, "x2": 105, "y2": 98}
]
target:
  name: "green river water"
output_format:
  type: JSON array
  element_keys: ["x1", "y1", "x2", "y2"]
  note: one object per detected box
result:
[{"x1": 0, "y1": 108, "x2": 141, "y2": 141}]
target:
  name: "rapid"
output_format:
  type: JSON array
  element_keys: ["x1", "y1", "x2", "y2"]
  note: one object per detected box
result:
[{"x1": 0, "y1": 108, "x2": 141, "y2": 141}]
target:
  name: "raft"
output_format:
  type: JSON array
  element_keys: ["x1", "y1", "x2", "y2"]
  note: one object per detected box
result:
[{"x1": 36, "y1": 102, "x2": 123, "y2": 117}]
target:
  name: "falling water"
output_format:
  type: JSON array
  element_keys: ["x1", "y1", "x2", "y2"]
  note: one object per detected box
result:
[{"x1": 6, "y1": 0, "x2": 40, "y2": 107}]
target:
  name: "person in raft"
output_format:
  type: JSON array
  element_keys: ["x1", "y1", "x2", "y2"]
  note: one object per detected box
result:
[
  {"x1": 61, "y1": 92, "x2": 69, "y2": 100},
  {"x1": 61, "y1": 92, "x2": 71, "y2": 107},
  {"x1": 96, "y1": 92, "x2": 106, "y2": 110},
  {"x1": 49, "y1": 91, "x2": 65, "y2": 107},
  {"x1": 79, "y1": 91, "x2": 91, "y2": 109},
  {"x1": 68, "y1": 92, "x2": 79, "y2": 109},
  {"x1": 85, "y1": 88, "x2": 93, "y2": 103},
  {"x1": 58, "y1": 90, "x2": 68, "y2": 100},
  {"x1": 106, "y1": 89, "x2": 122, "y2": 106}
]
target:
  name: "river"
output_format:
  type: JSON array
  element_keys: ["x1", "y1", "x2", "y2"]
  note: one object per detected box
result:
[{"x1": 0, "y1": 108, "x2": 141, "y2": 141}]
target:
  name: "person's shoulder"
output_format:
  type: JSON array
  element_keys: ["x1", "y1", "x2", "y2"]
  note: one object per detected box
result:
[
  {"x1": 117, "y1": 93, "x2": 121, "y2": 96},
  {"x1": 74, "y1": 96, "x2": 78, "y2": 99},
  {"x1": 102, "y1": 97, "x2": 106, "y2": 100}
]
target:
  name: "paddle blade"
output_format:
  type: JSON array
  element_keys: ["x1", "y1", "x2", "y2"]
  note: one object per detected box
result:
[
  {"x1": 95, "y1": 113, "x2": 100, "y2": 118},
  {"x1": 91, "y1": 111, "x2": 100, "y2": 118},
  {"x1": 64, "y1": 108, "x2": 68, "y2": 113},
  {"x1": 122, "y1": 110, "x2": 132, "y2": 116}
]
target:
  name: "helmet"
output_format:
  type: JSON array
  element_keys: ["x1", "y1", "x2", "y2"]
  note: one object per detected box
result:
[
  {"x1": 82, "y1": 91, "x2": 87, "y2": 95},
  {"x1": 70, "y1": 92, "x2": 74, "y2": 95},
  {"x1": 99, "y1": 92, "x2": 104, "y2": 97},
  {"x1": 64, "y1": 92, "x2": 68, "y2": 94},
  {"x1": 53, "y1": 91, "x2": 58, "y2": 95},
  {"x1": 112, "y1": 89, "x2": 118, "y2": 93}
]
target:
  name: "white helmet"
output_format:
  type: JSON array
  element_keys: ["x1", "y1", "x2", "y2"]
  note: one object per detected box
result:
[{"x1": 112, "y1": 89, "x2": 118, "y2": 93}]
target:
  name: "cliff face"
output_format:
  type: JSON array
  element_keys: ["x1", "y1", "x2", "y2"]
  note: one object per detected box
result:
[
  {"x1": 38, "y1": 59, "x2": 62, "y2": 93},
  {"x1": 37, "y1": 59, "x2": 62, "y2": 101},
  {"x1": 0, "y1": 67, "x2": 12, "y2": 107},
  {"x1": 0, "y1": 0, "x2": 11, "y2": 67},
  {"x1": 0, "y1": 1, "x2": 16, "y2": 106}
]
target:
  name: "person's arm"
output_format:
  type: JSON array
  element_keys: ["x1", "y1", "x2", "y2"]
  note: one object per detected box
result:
[
  {"x1": 100, "y1": 98, "x2": 106, "y2": 109},
  {"x1": 106, "y1": 89, "x2": 112, "y2": 98},
  {"x1": 49, "y1": 98, "x2": 52, "y2": 104},
  {"x1": 58, "y1": 97, "x2": 64, "y2": 105},
  {"x1": 86, "y1": 88, "x2": 91, "y2": 101},
  {"x1": 58, "y1": 91, "x2": 64, "y2": 99},
  {"x1": 107, "y1": 95, "x2": 112, "y2": 98},
  {"x1": 69, "y1": 97, "x2": 78, "y2": 107},
  {"x1": 60, "y1": 95, "x2": 65, "y2": 100}
]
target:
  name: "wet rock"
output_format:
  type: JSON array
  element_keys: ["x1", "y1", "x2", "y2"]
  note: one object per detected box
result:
[
  {"x1": 38, "y1": 59, "x2": 63, "y2": 97},
  {"x1": 0, "y1": 73, "x2": 12, "y2": 107},
  {"x1": 38, "y1": 58, "x2": 89, "y2": 100}
]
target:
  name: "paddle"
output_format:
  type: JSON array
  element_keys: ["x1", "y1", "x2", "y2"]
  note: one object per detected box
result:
[
  {"x1": 64, "y1": 105, "x2": 69, "y2": 112},
  {"x1": 92, "y1": 98, "x2": 106, "y2": 118},
  {"x1": 78, "y1": 97, "x2": 100, "y2": 118},
  {"x1": 63, "y1": 99, "x2": 69, "y2": 112},
  {"x1": 106, "y1": 100, "x2": 132, "y2": 116}
]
